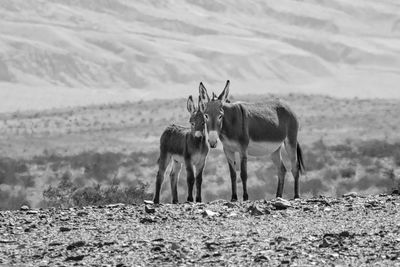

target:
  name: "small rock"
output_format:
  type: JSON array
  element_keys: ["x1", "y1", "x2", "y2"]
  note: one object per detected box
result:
[
  {"x1": 151, "y1": 246, "x2": 163, "y2": 252},
  {"x1": 330, "y1": 252, "x2": 340, "y2": 258},
  {"x1": 273, "y1": 198, "x2": 292, "y2": 210},
  {"x1": 26, "y1": 210, "x2": 38, "y2": 215},
  {"x1": 144, "y1": 200, "x2": 154, "y2": 205},
  {"x1": 202, "y1": 210, "x2": 218, "y2": 217},
  {"x1": 106, "y1": 203, "x2": 125, "y2": 208},
  {"x1": 65, "y1": 255, "x2": 84, "y2": 261},
  {"x1": 227, "y1": 212, "x2": 239, "y2": 218},
  {"x1": 343, "y1": 192, "x2": 358, "y2": 198},
  {"x1": 224, "y1": 202, "x2": 237, "y2": 208},
  {"x1": 0, "y1": 239, "x2": 16, "y2": 244},
  {"x1": 20, "y1": 205, "x2": 30, "y2": 211},
  {"x1": 339, "y1": 231, "x2": 351, "y2": 238},
  {"x1": 170, "y1": 242, "x2": 180, "y2": 250},
  {"x1": 66, "y1": 241, "x2": 86, "y2": 250},
  {"x1": 49, "y1": 242, "x2": 63, "y2": 246},
  {"x1": 254, "y1": 254, "x2": 269, "y2": 262},
  {"x1": 139, "y1": 216, "x2": 157, "y2": 224},
  {"x1": 247, "y1": 205, "x2": 264, "y2": 216},
  {"x1": 77, "y1": 211, "x2": 88, "y2": 216},
  {"x1": 145, "y1": 205, "x2": 155, "y2": 214},
  {"x1": 60, "y1": 227, "x2": 72, "y2": 232},
  {"x1": 59, "y1": 216, "x2": 69, "y2": 222}
]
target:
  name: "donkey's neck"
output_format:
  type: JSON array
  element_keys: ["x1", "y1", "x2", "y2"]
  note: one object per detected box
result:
[{"x1": 188, "y1": 134, "x2": 207, "y2": 148}]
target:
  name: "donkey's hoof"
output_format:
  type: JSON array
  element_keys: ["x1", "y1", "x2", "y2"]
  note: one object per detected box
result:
[
  {"x1": 294, "y1": 195, "x2": 300, "y2": 199},
  {"x1": 153, "y1": 198, "x2": 160, "y2": 204},
  {"x1": 172, "y1": 200, "x2": 179, "y2": 204},
  {"x1": 195, "y1": 198, "x2": 202, "y2": 203},
  {"x1": 187, "y1": 197, "x2": 194, "y2": 202},
  {"x1": 230, "y1": 197, "x2": 238, "y2": 202}
]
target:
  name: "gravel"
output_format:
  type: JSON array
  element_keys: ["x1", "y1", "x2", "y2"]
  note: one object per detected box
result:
[{"x1": 0, "y1": 194, "x2": 399, "y2": 266}]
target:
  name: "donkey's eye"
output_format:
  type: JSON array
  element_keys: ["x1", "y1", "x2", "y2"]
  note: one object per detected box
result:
[
  {"x1": 204, "y1": 114, "x2": 209, "y2": 120},
  {"x1": 218, "y1": 115, "x2": 223, "y2": 121}
]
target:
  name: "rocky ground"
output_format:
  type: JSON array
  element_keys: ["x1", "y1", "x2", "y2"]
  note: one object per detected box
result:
[{"x1": 0, "y1": 194, "x2": 400, "y2": 266}]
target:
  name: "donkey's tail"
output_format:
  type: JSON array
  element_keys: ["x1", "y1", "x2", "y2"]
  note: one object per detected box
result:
[{"x1": 297, "y1": 143, "x2": 305, "y2": 174}]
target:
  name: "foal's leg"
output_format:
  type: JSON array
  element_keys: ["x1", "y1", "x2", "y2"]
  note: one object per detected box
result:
[
  {"x1": 194, "y1": 161, "x2": 205, "y2": 203},
  {"x1": 271, "y1": 147, "x2": 286, "y2": 198},
  {"x1": 170, "y1": 160, "x2": 181, "y2": 204},
  {"x1": 285, "y1": 140, "x2": 301, "y2": 199},
  {"x1": 185, "y1": 158, "x2": 195, "y2": 202},
  {"x1": 239, "y1": 150, "x2": 249, "y2": 201},
  {"x1": 153, "y1": 152, "x2": 171, "y2": 204},
  {"x1": 224, "y1": 148, "x2": 238, "y2": 202}
]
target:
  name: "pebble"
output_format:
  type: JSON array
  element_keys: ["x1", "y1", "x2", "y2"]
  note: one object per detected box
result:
[
  {"x1": 343, "y1": 192, "x2": 358, "y2": 198},
  {"x1": 273, "y1": 198, "x2": 292, "y2": 209},
  {"x1": 20, "y1": 205, "x2": 30, "y2": 211}
]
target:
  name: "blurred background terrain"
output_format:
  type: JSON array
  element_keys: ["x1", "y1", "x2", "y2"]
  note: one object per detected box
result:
[{"x1": 1, "y1": 0, "x2": 400, "y2": 209}]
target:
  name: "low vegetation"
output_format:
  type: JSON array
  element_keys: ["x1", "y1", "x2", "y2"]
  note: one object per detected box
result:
[{"x1": 0, "y1": 94, "x2": 399, "y2": 210}]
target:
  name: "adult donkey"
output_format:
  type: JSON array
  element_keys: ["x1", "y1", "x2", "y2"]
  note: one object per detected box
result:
[
  {"x1": 199, "y1": 81, "x2": 305, "y2": 201},
  {"x1": 153, "y1": 95, "x2": 209, "y2": 204}
]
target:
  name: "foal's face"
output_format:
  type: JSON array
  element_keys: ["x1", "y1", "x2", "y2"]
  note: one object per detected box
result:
[
  {"x1": 198, "y1": 80, "x2": 230, "y2": 148},
  {"x1": 187, "y1": 96, "x2": 205, "y2": 138},
  {"x1": 189, "y1": 110, "x2": 205, "y2": 138}
]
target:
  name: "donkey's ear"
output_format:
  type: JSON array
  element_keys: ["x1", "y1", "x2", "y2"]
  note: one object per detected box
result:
[
  {"x1": 198, "y1": 96, "x2": 207, "y2": 113},
  {"x1": 187, "y1": 95, "x2": 196, "y2": 114},
  {"x1": 218, "y1": 80, "x2": 230, "y2": 102},
  {"x1": 199, "y1": 82, "x2": 210, "y2": 103}
]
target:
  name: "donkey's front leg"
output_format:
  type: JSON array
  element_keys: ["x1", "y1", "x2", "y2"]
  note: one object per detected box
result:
[
  {"x1": 195, "y1": 164, "x2": 205, "y2": 203},
  {"x1": 224, "y1": 148, "x2": 238, "y2": 202},
  {"x1": 240, "y1": 152, "x2": 248, "y2": 201},
  {"x1": 185, "y1": 159, "x2": 195, "y2": 202}
]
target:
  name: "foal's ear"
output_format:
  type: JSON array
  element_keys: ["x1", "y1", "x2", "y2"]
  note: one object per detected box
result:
[
  {"x1": 187, "y1": 95, "x2": 196, "y2": 114},
  {"x1": 199, "y1": 82, "x2": 210, "y2": 103},
  {"x1": 198, "y1": 96, "x2": 207, "y2": 113},
  {"x1": 218, "y1": 80, "x2": 230, "y2": 102}
]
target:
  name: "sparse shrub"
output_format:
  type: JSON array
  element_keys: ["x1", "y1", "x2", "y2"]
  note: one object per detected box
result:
[
  {"x1": 71, "y1": 184, "x2": 103, "y2": 207},
  {"x1": 42, "y1": 168, "x2": 152, "y2": 208},
  {"x1": 339, "y1": 166, "x2": 356, "y2": 178},
  {"x1": 42, "y1": 170, "x2": 77, "y2": 208}
]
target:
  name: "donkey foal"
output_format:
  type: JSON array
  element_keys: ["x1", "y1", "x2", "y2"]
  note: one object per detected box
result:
[{"x1": 153, "y1": 96, "x2": 209, "y2": 204}]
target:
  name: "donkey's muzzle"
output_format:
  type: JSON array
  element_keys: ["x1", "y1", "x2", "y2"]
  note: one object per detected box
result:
[
  {"x1": 208, "y1": 131, "x2": 219, "y2": 149},
  {"x1": 209, "y1": 141, "x2": 217, "y2": 148}
]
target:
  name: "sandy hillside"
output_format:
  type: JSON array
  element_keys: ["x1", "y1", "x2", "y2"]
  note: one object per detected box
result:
[{"x1": 1, "y1": 0, "x2": 400, "y2": 111}]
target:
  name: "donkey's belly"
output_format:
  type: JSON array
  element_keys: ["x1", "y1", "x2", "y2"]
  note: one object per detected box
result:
[{"x1": 247, "y1": 140, "x2": 282, "y2": 157}]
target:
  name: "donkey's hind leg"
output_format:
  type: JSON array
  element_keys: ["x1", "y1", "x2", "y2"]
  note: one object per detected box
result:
[
  {"x1": 153, "y1": 152, "x2": 171, "y2": 204},
  {"x1": 170, "y1": 160, "x2": 182, "y2": 204},
  {"x1": 284, "y1": 140, "x2": 301, "y2": 199},
  {"x1": 271, "y1": 146, "x2": 286, "y2": 198}
]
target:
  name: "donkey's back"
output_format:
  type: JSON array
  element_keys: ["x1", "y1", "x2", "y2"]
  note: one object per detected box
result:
[{"x1": 225, "y1": 99, "x2": 299, "y2": 143}]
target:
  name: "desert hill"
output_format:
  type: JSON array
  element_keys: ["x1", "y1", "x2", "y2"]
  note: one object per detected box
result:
[{"x1": 1, "y1": 0, "x2": 400, "y2": 111}]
